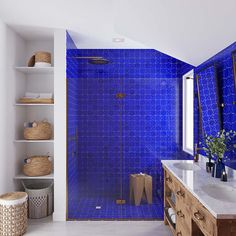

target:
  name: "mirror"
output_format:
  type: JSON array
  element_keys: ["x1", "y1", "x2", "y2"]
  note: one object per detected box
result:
[{"x1": 196, "y1": 64, "x2": 222, "y2": 136}]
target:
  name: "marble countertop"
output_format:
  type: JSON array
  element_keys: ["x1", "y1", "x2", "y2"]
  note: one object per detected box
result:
[{"x1": 162, "y1": 157, "x2": 236, "y2": 219}]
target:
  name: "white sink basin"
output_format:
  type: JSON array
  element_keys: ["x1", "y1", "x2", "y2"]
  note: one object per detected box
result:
[
  {"x1": 201, "y1": 184, "x2": 236, "y2": 203},
  {"x1": 173, "y1": 162, "x2": 201, "y2": 171}
]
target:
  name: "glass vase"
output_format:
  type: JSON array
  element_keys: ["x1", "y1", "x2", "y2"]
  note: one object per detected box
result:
[
  {"x1": 212, "y1": 158, "x2": 225, "y2": 178},
  {"x1": 206, "y1": 154, "x2": 214, "y2": 173}
]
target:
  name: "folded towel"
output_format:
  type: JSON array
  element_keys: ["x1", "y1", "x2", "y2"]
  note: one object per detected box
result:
[
  {"x1": 24, "y1": 122, "x2": 34, "y2": 128},
  {"x1": 171, "y1": 214, "x2": 176, "y2": 224},
  {"x1": 25, "y1": 92, "x2": 39, "y2": 98},
  {"x1": 171, "y1": 192, "x2": 176, "y2": 204},
  {"x1": 168, "y1": 207, "x2": 175, "y2": 217},
  {"x1": 39, "y1": 93, "x2": 53, "y2": 99}
]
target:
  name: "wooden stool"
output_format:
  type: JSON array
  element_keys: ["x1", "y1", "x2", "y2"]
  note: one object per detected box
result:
[
  {"x1": 130, "y1": 174, "x2": 152, "y2": 206},
  {"x1": 0, "y1": 192, "x2": 28, "y2": 236}
]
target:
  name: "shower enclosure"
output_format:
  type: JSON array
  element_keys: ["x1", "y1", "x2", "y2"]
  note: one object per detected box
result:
[{"x1": 67, "y1": 49, "x2": 192, "y2": 220}]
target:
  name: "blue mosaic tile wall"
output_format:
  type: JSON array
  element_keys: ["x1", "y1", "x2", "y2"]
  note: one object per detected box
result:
[
  {"x1": 67, "y1": 77, "x2": 80, "y2": 214},
  {"x1": 67, "y1": 49, "x2": 193, "y2": 79},
  {"x1": 195, "y1": 42, "x2": 236, "y2": 168},
  {"x1": 197, "y1": 65, "x2": 221, "y2": 136},
  {"x1": 66, "y1": 31, "x2": 77, "y2": 49},
  {"x1": 178, "y1": 62, "x2": 194, "y2": 78},
  {"x1": 67, "y1": 49, "x2": 193, "y2": 220}
]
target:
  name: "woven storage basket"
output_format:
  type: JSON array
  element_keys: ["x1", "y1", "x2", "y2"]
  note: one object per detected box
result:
[
  {"x1": 0, "y1": 192, "x2": 28, "y2": 236},
  {"x1": 22, "y1": 181, "x2": 53, "y2": 219},
  {"x1": 35, "y1": 51, "x2": 51, "y2": 64},
  {"x1": 23, "y1": 156, "x2": 53, "y2": 177},
  {"x1": 27, "y1": 55, "x2": 35, "y2": 67},
  {"x1": 23, "y1": 121, "x2": 52, "y2": 140}
]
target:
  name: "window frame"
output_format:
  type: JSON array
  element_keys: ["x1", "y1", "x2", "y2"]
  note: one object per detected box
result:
[{"x1": 182, "y1": 69, "x2": 194, "y2": 155}]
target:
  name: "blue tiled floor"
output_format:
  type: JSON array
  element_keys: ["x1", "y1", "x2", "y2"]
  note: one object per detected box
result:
[{"x1": 68, "y1": 196, "x2": 164, "y2": 220}]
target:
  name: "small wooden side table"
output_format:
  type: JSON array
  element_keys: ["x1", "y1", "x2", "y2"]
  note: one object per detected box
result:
[{"x1": 130, "y1": 174, "x2": 153, "y2": 206}]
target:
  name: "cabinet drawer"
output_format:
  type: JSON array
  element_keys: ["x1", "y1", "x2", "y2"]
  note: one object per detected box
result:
[
  {"x1": 175, "y1": 180, "x2": 192, "y2": 208},
  {"x1": 165, "y1": 169, "x2": 175, "y2": 192},
  {"x1": 191, "y1": 198, "x2": 217, "y2": 236},
  {"x1": 176, "y1": 221, "x2": 189, "y2": 236},
  {"x1": 176, "y1": 200, "x2": 191, "y2": 233}
]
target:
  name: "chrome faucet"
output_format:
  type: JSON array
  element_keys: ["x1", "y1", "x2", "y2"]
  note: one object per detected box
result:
[{"x1": 194, "y1": 144, "x2": 204, "y2": 162}]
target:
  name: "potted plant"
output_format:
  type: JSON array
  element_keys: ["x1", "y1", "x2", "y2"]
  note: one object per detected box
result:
[
  {"x1": 200, "y1": 136, "x2": 214, "y2": 172},
  {"x1": 200, "y1": 130, "x2": 236, "y2": 178}
]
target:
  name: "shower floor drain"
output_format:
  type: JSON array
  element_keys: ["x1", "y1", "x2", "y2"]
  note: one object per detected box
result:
[{"x1": 96, "y1": 206, "x2": 102, "y2": 210}]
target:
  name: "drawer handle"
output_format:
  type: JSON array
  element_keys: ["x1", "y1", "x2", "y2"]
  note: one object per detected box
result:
[
  {"x1": 177, "y1": 210, "x2": 185, "y2": 218},
  {"x1": 166, "y1": 177, "x2": 172, "y2": 183},
  {"x1": 177, "y1": 232, "x2": 182, "y2": 236},
  {"x1": 194, "y1": 211, "x2": 204, "y2": 221},
  {"x1": 176, "y1": 190, "x2": 185, "y2": 197}
]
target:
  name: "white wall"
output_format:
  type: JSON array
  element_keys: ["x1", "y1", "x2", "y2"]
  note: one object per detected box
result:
[
  {"x1": 0, "y1": 19, "x2": 26, "y2": 194},
  {"x1": 53, "y1": 29, "x2": 67, "y2": 221},
  {"x1": 0, "y1": 21, "x2": 67, "y2": 221},
  {"x1": 25, "y1": 40, "x2": 54, "y2": 66}
]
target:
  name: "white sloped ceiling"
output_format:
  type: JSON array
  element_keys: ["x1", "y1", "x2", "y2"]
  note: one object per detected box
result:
[
  {"x1": 0, "y1": 0, "x2": 235, "y2": 65},
  {"x1": 113, "y1": 0, "x2": 236, "y2": 65}
]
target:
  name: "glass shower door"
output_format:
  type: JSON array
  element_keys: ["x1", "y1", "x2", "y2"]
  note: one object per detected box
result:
[
  {"x1": 121, "y1": 77, "x2": 164, "y2": 219},
  {"x1": 68, "y1": 77, "x2": 165, "y2": 220},
  {"x1": 68, "y1": 77, "x2": 123, "y2": 219}
]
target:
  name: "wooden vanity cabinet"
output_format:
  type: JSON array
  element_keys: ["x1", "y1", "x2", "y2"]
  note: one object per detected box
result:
[
  {"x1": 191, "y1": 196, "x2": 217, "y2": 236},
  {"x1": 176, "y1": 191, "x2": 192, "y2": 235},
  {"x1": 164, "y1": 167, "x2": 236, "y2": 236}
]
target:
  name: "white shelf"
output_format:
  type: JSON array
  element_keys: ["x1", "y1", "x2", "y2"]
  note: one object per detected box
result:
[
  {"x1": 12, "y1": 39, "x2": 55, "y2": 210},
  {"x1": 14, "y1": 140, "x2": 54, "y2": 143},
  {"x1": 15, "y1": 67, "x2": 54, "y2": 74},
  {"x1": 15, "y1": 103, "x2": 54, "y2": 106},
  {"x1": 14, "y1": 173, "x2": 54, "y2": 180}
]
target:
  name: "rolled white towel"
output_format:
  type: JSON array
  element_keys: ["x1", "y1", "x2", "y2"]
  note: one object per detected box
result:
[
  {"x1": 34, "y1": 62, "x2": 52, "y2": 68},
  {"x1": 25, "y1": 92, "x2": 39, "y2": 98},
  {"x1": 168, "y1": 207, "x2": 175, "y2": 217},
  {"x1": 171, "y1": 214, "x2": 176, "y2": 224},
  {"x1": 39, "y1": 93, "x2": 53, "y2": 99},
  {"x1": 171, "y1": 192, "x2": 176, "y2": 204}
]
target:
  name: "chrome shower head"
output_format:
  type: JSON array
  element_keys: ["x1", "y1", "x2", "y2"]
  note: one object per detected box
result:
[
  {"x1": 88, "y1": 58, "x2": 109, "y2": 65},
  {"x1": 67, "y1": 56, "x2": 110, "y2": 65}
]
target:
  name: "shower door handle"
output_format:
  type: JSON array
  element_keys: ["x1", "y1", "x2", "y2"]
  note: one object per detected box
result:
[{"x1": 69, "y1": 128, "x2": 79, "y2": 158}]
